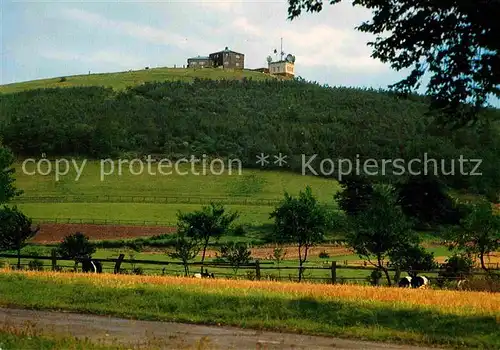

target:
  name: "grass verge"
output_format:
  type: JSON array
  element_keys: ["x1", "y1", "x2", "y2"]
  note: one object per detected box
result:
[
  {"x1": 0, "y1": 270, "x2": 498, "y2": 349},
  {"x1": 0, "y1": 330, "x2": 118, "y2": 350}
]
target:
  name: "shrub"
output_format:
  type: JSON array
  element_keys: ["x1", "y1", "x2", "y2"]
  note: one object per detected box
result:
[
  {"x1": 212, "y1": 256, "x2": 226, "y2": 263},
  {"x1": 57, "y1": 232, "x2": 96, "y2": 260},
  {"x1": 132, "y1": 267, "x2": 144, "y2": 275},
  {"x1": 59, "y1": 77, "x2": 67, "y2": 82},
  {"x1": 264, "y1": 273, "x2": 279, "y2": 281},
  {"x1": 459, "y1": 274, "x2": 500, "y2": 292},
  {"x1": 436, "y1": 253, "x2": 474, "y2": 287},
  {"x1": 318, "y1": 251, "x2": 330, "y2": 259},
  {"x1": 28, "y1": 259, "x2": 44, "y2": 271},
  {"x1": 368, "y1": 269, "x2": 383, "y2": 286},
  {"x1": 246, "y1": 271, "x2": 256, "y2": 280}
]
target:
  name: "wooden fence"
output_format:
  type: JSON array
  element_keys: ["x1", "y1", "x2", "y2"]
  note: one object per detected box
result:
[
  {"x1": 30, "y1": 218, "x2": 177, "y2": 226},
  {"x1": 0, "y1": 253, "x2": 496, "y2": 284},
  {"x1": 11, "y1": 195, "x2": 285, "y2": 206}
]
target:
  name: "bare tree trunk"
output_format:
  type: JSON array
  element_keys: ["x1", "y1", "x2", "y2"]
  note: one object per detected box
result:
[
  {"x1": 479, "y1": 251, "x2": 489, "y2": 273},
  {"x1": 201, "y1": 238, "x2": 209, "y2": 273},
  {"x1": 382, "y1": 268, "x2": 392, "y2": 286},
  {"x1": 298, "y1": 244, "x2": 305, "y2": 282},
  {"x1": 378, "y1": 256, "x2": 391, "y2": 286}
]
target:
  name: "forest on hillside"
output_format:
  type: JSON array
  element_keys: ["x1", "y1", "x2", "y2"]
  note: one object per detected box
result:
[{"x1": 1, "y1": 78, "x2": 499, "y2": 197}]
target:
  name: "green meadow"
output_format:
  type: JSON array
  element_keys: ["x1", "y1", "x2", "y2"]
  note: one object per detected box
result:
[
  {"x1": 0, "y1": 67, "x2": 274, "y2": 94},
  {"x1": 12, "y1": 160, "x2": 340, "y2": 224}
]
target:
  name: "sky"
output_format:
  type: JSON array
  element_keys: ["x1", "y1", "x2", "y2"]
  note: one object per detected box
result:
[
  {"x1": 1, "y1": 0, "x2": 409, "y2": 88},
  {"x1": 0, "y1": 0, "x2": 498, "y2": 107}
]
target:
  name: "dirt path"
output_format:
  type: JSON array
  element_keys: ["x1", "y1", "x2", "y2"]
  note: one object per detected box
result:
[
  {"x1": 0, "y1": 307, "x2": 438, "y2": 349},
  {"x1": 30, "y1": 223, "x2": 176, "y2": 243}
]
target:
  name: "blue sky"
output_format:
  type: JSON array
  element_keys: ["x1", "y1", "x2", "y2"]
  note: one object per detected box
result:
[{"x1": 1, "y1": 0, "x2": 499, "y2": 107}]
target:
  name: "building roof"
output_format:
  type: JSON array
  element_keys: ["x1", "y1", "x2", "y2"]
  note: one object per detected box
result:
[
  {"x1": 187, "y1": 56, "x2": 210, "y2": 60},
  {"x1": 210, "y1": 47, "x2": 244, "y2": 55},
  {"x1": 269, "y1": 60, "x2": 294, "y2": 64}
]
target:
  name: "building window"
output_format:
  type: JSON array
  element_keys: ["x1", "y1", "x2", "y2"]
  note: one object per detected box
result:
[
  {"x1": 224, "y1": 61, "x2": 229, "y2": 65},
  {"x1": 236, "y1": 55, "x2": 240, "y2": 59},
  {"x1": 236, "y1": 62, "x2": 239, "y2": 66}
]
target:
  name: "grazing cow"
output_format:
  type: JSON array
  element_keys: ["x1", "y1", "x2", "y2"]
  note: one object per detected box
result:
[
  {"x1": 194, "y1": 269, "x2": 215, "y2": 279},
  {"x1": 398, "y1": 276, "x2": 412, "y2": 288},
  {"x1": 457, "y1": 279, "x2": 469, "y2": 290},
  {"x1": 410, "y1": 275, "x2": 429, "y2": 289},
  {"x1": 81, "y1": 259, "x2": 102, "y2": 273}
]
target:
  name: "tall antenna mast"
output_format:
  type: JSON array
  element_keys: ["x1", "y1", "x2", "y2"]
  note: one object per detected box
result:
[{"x1": 280, "y1": 37, "x2": 283, "y2": 61}]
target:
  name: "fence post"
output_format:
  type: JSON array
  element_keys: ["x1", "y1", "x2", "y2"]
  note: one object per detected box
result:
[
  {"x1": 114, "y1": 254, "x2": 125, "y2": 274},
  {"x1": 255, "y1": 260, "x2": 261, "y2": 280},
  {"x1": 51, "y1": 249, "x2": 57, "y2": 271},
  {"x1": 330, "y1": 261, "x2": 337, "y2": 284}
]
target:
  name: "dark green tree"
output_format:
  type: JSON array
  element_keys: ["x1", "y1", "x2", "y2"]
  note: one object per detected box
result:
[
  {"x1": 389, "y1": 244, "x2": 437, "y2": 279},
  {"x1": 444, "y1": 200, "x2": 500, "y2": 272},
  {"x1": 0, "y1": 206, "x2": 39, "y2": 269},
  {"x1": 437, "y1": 253, "x2": 475, "y2": 287},
  {"x1": 0, "y1": 144, "x2": 22, "y2": 203},
  {"x1": 334, "y1": 175, "x2": 374, "y2": 216},
  {"x1": 286, "y1": 0, "x2": 500, "y2": 127},
  {"x1": 219, "y1": 242, "x2": 252, "y2": 275},
  {"x1": 272, "y1": 246, "x2": 287, "y2": 279},
  {"x1": 168, "y1": 233, "x2": 200, "y2": 277},
  {"x1": 270, "y1": 186, "x2": 329, "y2": 281},
  {"x1": 57, "y1": 232, "x2": 96, "y2": 269},
  {"x1": 176, "y1": 203, "x2": 239, "y2": 273},
  {"x1": 396, "y1": 176, "x2": 464, "y2": 228},
  {"x1": 346, "y1": 184, "x2": 417, "y2": 286}
]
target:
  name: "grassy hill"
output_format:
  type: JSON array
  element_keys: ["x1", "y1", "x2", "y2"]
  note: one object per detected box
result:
[
  {"x1": 1, "y1": 67, "x2": 500, "y2": 226},
  {"x1": 11, "y1": 161, "x2": 339, "y2": 224},
  {"x1": 0, "y1": 67, "x2": 276, "y2": 94}
]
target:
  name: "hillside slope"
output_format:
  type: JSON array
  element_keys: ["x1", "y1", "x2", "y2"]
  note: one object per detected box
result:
[
  {"x1": 0, "y1": 67, "x2": 276, "y2": 94},
  {"x1": 1, "y1": 77, "x2": 499, "y2": 198}
]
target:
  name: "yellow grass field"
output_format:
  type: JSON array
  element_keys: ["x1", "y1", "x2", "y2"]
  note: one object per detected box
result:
[
  {"x1": 4, "y1": 270, "x2": 499, "y2": 316},
  {"x1": 1, "y1": 269, "x2": 500, "y2": 348}
]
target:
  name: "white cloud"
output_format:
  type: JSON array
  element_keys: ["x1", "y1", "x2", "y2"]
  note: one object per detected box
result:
[
  {"x1": 60, "y1": 8, "x2": 212, "y2": 53},
  {"x1": 281, "y1": 25, "x2": 384, "y2": 71},
  {"x1": 40, "y1": 49, "x2": 146, "y2": 68},
  {"x1": 58, "y1": 3, "x2": 386, "y2": 71},
  {"x1": 232, "y1": 17, "x2": 264, "y2": 37},
  {"x1": 43, "y1": 3, "x2": 389, "y2": 79}
]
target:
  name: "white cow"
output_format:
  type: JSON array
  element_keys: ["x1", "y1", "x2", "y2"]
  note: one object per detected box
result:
[
  {"x1": 411, "y1": 275, "x2": 429, "y2": 289},
  {"x1": 398, "y1": 275, "x2": 429, "y2": 289},
  {"x1": 398, "y1": 276, "x2": 412, "y2": 288}
]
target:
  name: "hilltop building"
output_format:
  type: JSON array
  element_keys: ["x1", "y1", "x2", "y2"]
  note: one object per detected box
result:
[
  {"x1": 210, "y1": 47, "x2": 244, "y2": 69},
  {"x1": 265, "y1": 38, "x2": 295, "y2": 78},
  {"x1": 268, "y1": 60, "x2": 294, "y2": 77},
  {"x1": 187, "y1": 47, "x2": 244, "y2": 69},
  {"x1": 186, "y1": 56, "x2": 211, "y2": 68}
]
